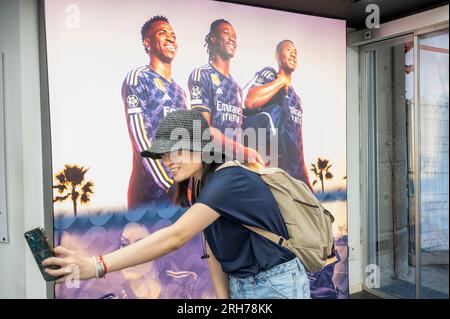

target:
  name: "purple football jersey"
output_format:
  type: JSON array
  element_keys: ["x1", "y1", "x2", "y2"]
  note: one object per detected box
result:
[
  {"x1": 122, "y1": 66, "x2": 187, "y2": 208},
  {"x1": 188, "y1": 63, "x2": 243, "y2": 135}
]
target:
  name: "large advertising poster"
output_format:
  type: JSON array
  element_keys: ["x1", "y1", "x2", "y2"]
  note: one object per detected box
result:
[{"x1": 44, "y1": 0, "x2": 347, "y2": 299}]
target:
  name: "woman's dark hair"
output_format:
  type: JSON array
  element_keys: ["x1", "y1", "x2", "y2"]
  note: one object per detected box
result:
[
  {"x1": 204, "y1": 19, "x2": 230, "y2": 61},
  {"x1": 173, "y1": 152, "x2": 226, "y2": 207}
]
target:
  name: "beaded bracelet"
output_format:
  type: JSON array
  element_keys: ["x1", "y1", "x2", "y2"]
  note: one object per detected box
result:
[{"x1": 91, "y1": 256, "x2": 106, "y2": 278}]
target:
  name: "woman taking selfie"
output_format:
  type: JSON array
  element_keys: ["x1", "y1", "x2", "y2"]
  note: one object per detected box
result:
[{"x1": 43, "y1": 110, "x2": 311, "y2": 299}]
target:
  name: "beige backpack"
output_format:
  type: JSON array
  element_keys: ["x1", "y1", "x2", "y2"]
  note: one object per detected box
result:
[{"x1": 216, "y1": 161, "x2": 335, "y2": 273}]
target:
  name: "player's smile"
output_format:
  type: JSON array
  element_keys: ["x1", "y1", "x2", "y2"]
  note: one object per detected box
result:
[
  {"x1": 226, "y1": 40, "x2": 236, "y2": 50},
  {"x1": 159, "y1": 36, "x2": 177, "y2": 57},
  {"x1": 287, "y1": 56, "x2": 296, "y2": 67},
  {"x1": 164, "y1": 42, "x2": 176, "y2": 53}
]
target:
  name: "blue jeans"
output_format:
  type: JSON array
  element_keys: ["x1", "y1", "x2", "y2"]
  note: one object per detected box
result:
[{"x1": 228, "y1": 258, "x2": 311, "y2": 299}]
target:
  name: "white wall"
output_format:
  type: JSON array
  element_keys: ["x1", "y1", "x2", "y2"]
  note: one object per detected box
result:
[
  {"x1": 346, "y1": 44, "x2": 363, "y2": 293},
  {"x1": 0, "y1": 0, "x2": 46, "y2": 298}
]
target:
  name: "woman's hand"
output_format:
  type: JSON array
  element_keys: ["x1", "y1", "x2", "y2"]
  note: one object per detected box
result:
[
  {"x1": 243, "y1": 147, "x2": 265, "y2": 167},
  {"x1": 42, "y1": 246, "x2": 96, "y2": 283}
]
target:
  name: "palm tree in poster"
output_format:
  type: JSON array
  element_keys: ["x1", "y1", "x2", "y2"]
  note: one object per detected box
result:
[
  {"x1": 310, "y1": 157, "x2": 333, "y2": 195},
  {"x1": 52, "y1": 164, "x2": 94, "y2": 217}
]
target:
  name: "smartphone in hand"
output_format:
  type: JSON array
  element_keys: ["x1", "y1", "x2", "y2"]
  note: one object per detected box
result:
[{"x1": 24, "y1": 227, "x2": 62, "y2": 281}]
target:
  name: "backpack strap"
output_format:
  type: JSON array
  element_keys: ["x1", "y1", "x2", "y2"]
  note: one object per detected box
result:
[
  {"x1": 216, "y1": 161, "x2": 291, "y2": 249},
  {"x1": 216, "y1": 160, "x2": 265, "y2": 174},
  {"x1": 241, "y1": 224, "x2": 290, "y2": 249},
  {"x1": 215, "y1": 160, "x2": 241, "y2": 171}
]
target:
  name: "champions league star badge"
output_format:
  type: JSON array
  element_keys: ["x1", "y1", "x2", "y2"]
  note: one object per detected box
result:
[
  {"x1": 126, "y1": 95, "x2": 139, "y2": 108},
  {"x1": 191, "y1": 86, "x2": 202, "y2": 99}
]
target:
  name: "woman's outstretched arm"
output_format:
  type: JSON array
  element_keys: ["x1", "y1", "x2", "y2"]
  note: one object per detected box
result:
[{"x1": 43, "y1": 203, "x2": 220, "y2": 282}]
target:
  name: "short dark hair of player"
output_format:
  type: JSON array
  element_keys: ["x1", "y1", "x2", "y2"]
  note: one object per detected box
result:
[
  {"x1": 276, "y1": 40, "x2": 295, "y2": 54},
  {"x1": 204, "y1": 18, "x2": 231, "y2": 60},
  {"x1": 141, "y1": 15, "x2": 170, "y2": 53}
]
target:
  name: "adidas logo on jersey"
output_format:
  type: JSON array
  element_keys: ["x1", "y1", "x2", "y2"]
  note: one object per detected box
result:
[{"x1": 162, "y1": 93, "x2": 171, "y2": 102}]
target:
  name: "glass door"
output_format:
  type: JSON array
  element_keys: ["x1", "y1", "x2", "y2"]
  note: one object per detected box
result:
[
  {"x1": 361, "y1": 28, "x2": 449, "y2": 299},
  {"x1": 418, "y1": 29, "x2": 449, "y2": 299},
  {"x1": 361, "y1": 35, "x2": 417, "y2": 298}
]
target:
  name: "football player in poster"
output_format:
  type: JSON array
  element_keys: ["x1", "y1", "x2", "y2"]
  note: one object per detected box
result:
[
  {"x1": 243, "y1": 40, "x2": 312, "y2": 189},
  {"x1": 122, "y1": 16, "x2": 187, "y2": 208},
  {"x1": 188, "y1": 19, "x2": 263, "y2": 165}
]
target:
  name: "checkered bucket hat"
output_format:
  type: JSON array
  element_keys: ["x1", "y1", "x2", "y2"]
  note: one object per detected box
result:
[{"x1": 140, "y1": 110, "x2": 212, "y2": 159}]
